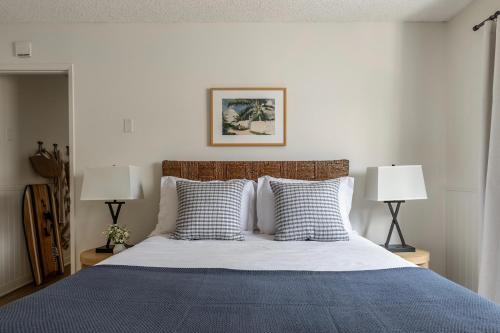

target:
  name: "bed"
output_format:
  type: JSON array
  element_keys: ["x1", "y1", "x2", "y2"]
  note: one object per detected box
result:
[{"x1": 1, "y1": 160, "x2": 500, "y2": 333}]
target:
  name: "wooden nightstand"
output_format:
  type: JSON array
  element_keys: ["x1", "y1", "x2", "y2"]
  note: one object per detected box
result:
[
  {"x1": 395, "y1": 249, "x2": 430, "y2": 268},
  {"x1": 80, "y1": 249, "x2": 113, "y2": 268}
]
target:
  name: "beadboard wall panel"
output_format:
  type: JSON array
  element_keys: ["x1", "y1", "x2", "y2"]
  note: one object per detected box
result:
[
  {"x1": 0, "y1": 186, "x2": 32, "y2": 297},
  {"x1": 446, "y1": 189, "x2": 480, "y2": 291}
]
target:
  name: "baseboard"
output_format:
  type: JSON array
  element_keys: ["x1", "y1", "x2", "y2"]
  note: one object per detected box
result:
[{"x1": 0, "y1": 275, "x2": 33, "y2": 298}]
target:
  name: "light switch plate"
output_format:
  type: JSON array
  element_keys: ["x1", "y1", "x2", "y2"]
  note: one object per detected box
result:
[{"x1": 123, "y1": 118, "x2": 134, "y2": 133}]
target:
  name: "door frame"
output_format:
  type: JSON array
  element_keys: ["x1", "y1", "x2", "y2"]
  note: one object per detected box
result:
[{"x1": 0, "y1": 63, "x2": 76, "y2": 273}]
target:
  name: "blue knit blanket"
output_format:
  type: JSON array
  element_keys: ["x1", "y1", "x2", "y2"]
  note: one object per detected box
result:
[{"x1": 1, "y1": 266, "x2": 500, "y2": 332}]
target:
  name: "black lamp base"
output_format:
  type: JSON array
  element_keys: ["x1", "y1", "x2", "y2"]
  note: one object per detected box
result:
[
  {"x1": 382, "y1": 244, "x2": 415, "y2": 253},
  {"x1": 95, "y1": 244, "x2": 133, "y2": 253},
  {"x1": 95, "y1": 244, "x2": 114, "y2": 253},
  {"x1": 382, "y1": 201, "x2": 416, "y2": 253}
]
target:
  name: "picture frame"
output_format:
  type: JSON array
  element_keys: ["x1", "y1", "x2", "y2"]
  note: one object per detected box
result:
[{"x1": 210, "y1": 87, "x2": 287, "y2": 146}]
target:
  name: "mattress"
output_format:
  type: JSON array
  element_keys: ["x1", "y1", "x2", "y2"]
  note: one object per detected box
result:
[{"x1": 100, "y1": 231, "x2": 415, "y2": 271}]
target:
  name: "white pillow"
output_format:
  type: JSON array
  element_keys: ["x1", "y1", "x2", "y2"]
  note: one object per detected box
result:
[
  {"x1": 150, "y1": 176, "x2": 256, "y2": 236},
  {"x1": 256, "y1": 176, "x2": 354, "y2": 234}
]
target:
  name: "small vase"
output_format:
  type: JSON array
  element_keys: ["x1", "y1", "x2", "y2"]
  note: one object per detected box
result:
[{"x1": 113, "y1": 243, "x2": 126, "y2": 254}]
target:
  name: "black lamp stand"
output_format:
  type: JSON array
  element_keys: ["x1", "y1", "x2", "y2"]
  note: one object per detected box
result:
[
  {"x1": 382, "y1": 200, "x2": 415, "y2": 253},
  {"x1": 95, "y1": 200, "x2": 125, "y2": 253}
]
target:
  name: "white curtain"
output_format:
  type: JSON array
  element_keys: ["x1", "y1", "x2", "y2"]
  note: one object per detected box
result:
[{"x1": 479, "y1": 21, "x2": 500, "y2": 302}]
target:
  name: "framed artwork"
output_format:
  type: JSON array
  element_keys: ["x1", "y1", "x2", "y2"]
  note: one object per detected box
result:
[{"x1": 210, "y1": 88, "x2": 287, "y2": 146}]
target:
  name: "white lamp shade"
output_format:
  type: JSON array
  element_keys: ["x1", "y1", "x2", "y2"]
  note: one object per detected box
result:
[
  {"x1": 365, "y1": 165, "x2": 427, "y2": 201},
  {"x1": 80, "y1": 165, "x2": 144, "y2": 201}
]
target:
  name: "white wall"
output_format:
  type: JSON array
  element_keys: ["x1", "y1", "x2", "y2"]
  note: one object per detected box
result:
[
  {"x1": 0, "y1": 74, "x2": 69, "y2": 295},
  {"x1": 0, "y1": 75, "x2": 69, "y2": 185},
  {"x1": 445, "y1": 0, "x2": 500, "y2": 291},
  {"x1": 0, "y1": 23, "x2": 447, "y2": 273}
]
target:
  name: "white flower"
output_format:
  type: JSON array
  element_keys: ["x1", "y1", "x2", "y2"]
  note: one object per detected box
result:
[{"x1": 103, "y1": 224, "x2": 130, "y2": 244}]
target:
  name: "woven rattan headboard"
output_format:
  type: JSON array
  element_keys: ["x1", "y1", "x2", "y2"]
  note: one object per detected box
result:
[{"x1": 162, "y1": 160, "x2": 349, "y2": 181}]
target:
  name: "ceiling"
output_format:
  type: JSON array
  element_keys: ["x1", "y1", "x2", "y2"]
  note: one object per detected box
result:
[{"x1": 0, "y1": 0, "x2": 474, "y2": 23}]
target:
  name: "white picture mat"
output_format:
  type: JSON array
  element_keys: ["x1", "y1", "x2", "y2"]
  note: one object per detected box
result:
[{"x1": 212, "y1": 89, "x2": 285, "y2": 145}]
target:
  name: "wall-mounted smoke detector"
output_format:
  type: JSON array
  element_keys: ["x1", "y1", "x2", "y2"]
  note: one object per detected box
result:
[{"x1": 14, "y1": 41, "x2": 32, "y2": 58}]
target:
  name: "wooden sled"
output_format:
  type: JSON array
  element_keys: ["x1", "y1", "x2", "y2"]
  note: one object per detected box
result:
[{"x1": 22, "y1": 184, "x2": 65, "y2": 286}]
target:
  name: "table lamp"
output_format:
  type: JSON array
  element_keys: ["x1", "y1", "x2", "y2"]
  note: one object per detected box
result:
[
  {"x1": 365, "y1": 165, "x2": 427, "y2": 252},
  {"x1": 81, "y1": 165, "x2": 143, "y2": 253}
]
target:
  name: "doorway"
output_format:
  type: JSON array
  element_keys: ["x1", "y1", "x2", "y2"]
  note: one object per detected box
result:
[{"x1": 0, "y1": 65, "x2": 75, "y2": 298}]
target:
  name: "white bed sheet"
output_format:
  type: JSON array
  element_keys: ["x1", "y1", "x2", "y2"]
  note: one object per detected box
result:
[{"x1": 100, "y1": 232, "x2": 415, "y2": 271}]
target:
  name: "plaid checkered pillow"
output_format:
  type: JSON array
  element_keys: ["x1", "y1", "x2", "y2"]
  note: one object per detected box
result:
[
  {"x1": 171, "y1": 180, "x2": 248, "y2": 240},
  {"x1": 270, "y1": 180, "x2": 349, "y2": 241}
]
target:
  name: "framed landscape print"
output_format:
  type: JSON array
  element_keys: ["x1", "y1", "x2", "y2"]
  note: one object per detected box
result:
[{"x1": 210, "y1": 88, "x2": 287, "y2": 146}]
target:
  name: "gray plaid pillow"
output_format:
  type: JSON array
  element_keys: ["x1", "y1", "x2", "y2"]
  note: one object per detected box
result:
[
  {"x1": 171, "y1": 180, "x2": 248, "y2": 240},
  {"x1": 270, "y1": 180, "x2": 349, "y2": 241}
]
